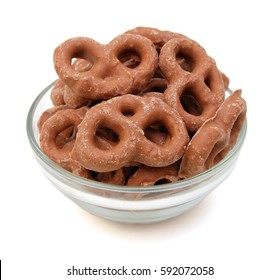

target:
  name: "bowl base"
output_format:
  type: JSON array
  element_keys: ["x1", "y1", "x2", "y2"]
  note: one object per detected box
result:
[{"x1": 69, "y1": 196, "x2": 205, "y2": 224}]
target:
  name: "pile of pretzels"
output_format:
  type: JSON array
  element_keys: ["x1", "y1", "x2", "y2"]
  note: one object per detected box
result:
[{"x1": 38, "y1": 27, "x2": 247, "y2": 186}]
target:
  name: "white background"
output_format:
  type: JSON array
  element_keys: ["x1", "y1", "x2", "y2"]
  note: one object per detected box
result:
[{"x1": 1, "y1": 0, "x2": 278, "y2": 279}]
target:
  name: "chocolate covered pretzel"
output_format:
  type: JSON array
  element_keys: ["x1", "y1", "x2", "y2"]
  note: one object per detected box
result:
[
  {"x1": 38, "y1": 27, "x2": 246, "y2": 186},
  {"x1": 72, "y1": 94, "x2": 189, "y2": 172}
]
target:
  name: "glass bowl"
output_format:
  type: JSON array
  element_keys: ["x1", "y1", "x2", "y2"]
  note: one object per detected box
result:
[{"x1": 26, "y1": 81, "x2": 247, "y2": 224}]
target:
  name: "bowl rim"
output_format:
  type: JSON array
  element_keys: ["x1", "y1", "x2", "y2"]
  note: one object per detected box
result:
[{"x1": 26, "y1": 81, "x2": 247, "y2": 193}]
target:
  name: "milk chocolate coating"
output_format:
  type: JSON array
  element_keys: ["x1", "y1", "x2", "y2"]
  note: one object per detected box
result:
[
  {"x1": 160, "y1": 37, "x2": 226, "y2": 132},
  {"x1": 51, "y1": 59, "x2": 93, "y2": 108},
  {"x1": 72, "y1": 94, "x2": 189, "y2": 172},
  {"x1": 53, "y1": 34, "x2": 158, "y2": 100},
  {"x1": 38, "y1": 27, "x2": 246, "y2": 187},
  {"x1": 127, "y1": 164, "x2": 179, "y2": 186},
  {"x1": 37, "y1": 104, "x2": 69, "y2": 131},
  {"x1": 125, "y1": 26, "x2": 187, "y2": 53},
  {"x1": 179, "y1": 90, "x2": 247, "y2": 178},
  {"x1": 127, "y1": 27, "x2": 228, "y2": 132},
  {"x1": 39, "y1": 107, "x2": 88, "y2": 173}
]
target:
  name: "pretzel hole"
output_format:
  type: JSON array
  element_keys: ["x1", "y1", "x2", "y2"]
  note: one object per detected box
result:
[
  {"x1": 204, "y1": 76, "x2": 212, "y2": 90},
  {"x1": 94, "y1": 127, "x2": 120, "y2": 150},
  {"x1": 89, "y1": 170, "x2": 117, "y2": 182},
  {"x1": 210, "y1": 108, "x2": 245, "y2": 165},
  {"x1": 141, "y1": 79, "x2": 167, "y2": 94},
  {"x1": 144, "y1": 122, "x2": 170, "y2": 146},
  {"x1": 120, "y1": 108, "x2": 135, "y2": 117},
  {"x1": 206, "y1": 142, "x2": 225, "y2": 168},
  {"x1": 55, "y1": 126, "x2": 76, "y2": 148},
  {"x1": 176, "y1": 51, "x2": 194, "y2": 72},
  {"x1": 118, "y1": 50, "x2": 141, "y2": 69},
  {"x1": 204, "y1": 71, "x2": 216, "y2": 91},
  {"x1": 119, "y1": 101, "x2": 139, "y2": 117},
  {"x1": 180, "y1": 88, "x2": 202, "y2": 116},
  {"x1": 154, "y1": 178, "x2": 172, "y2": 185},
  {"x1": 212, "y1": 153, "x2": 223, "y2": 165},
  {"x1": 71, "y1": 57, "x2": 94, "y2": 72}
]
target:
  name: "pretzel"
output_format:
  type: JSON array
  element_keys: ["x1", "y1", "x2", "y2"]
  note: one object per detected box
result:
[
  {"x1": 127, "y1": 163, "x2": 179, "y2": 186},
  {"x1": 72, "y1": 94, "x2": 189, "y2": 172},
  {"x1": 50, "y1": 80, "x2": 66, "y2": 106},
  {"x1": 37, "y1": 104, "x2": 69, "y2": 131},
  {"x1": 53, "y1": 34, "x2": 158, "y2": 100},
  {"x1": 74, "y1": 164, "x2": 127, "y2": 185},
  {"x1": 39, "y1": 107, "x2": 88, "y2": 173},
  {"x1": 37, "y1": 27, "x2": 246, "y2": 187},
  {"x1": 179, "y1": 90, "x2": 247, "y2": 178},
  {"x1": 125, "y1": 26, "x2": 186, "y2": 53},
  {"x1": 51, "y1": 59, "x2": 93, "y2": 108},
  {"x1": 125, "y1": 26, "x2": 189, "y2": 79},
  {"x1": 126, "y1": 27, "x2": 228, "y2": 132},
  {"x1": 89, "y1": 168, "x2": 126, "y2": 185},
  {"x1": 159, "y1": 37, "x2": 226, "y2": 132},
  {"x1": 139, "y1": 77, "x2": 168, "y2": 95}
]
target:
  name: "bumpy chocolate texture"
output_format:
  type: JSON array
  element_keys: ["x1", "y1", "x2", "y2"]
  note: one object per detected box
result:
[{"x1": 38, "y1": 26, "x2": 247, "y2": 186}]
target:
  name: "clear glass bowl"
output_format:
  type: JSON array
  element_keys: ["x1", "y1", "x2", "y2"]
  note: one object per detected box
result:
[{"x1": 26, "y1": 81, "x2": 247, "y2": 224}]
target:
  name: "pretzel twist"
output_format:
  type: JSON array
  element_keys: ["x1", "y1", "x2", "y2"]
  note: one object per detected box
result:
[
  {"x1": 37, "y1": 27, "x2": 246, "y2": 186},
  {"x1": 72, "y1": 94, "x2": 189, "y2": 172},
  {"x1": 127, "y1": 164, "x2": 179, "y2": 186},
  {"x1": 39, "y1": 107, "x2": 88, "y2": 173},
  {"x1": 159, "y1": 37, "x2": 226, "y2": 132},
  {"x1": 53, "y1": 34, "x2": 158, "y2": 100},
  {"x1": 179, "y1": 90, "x2": 247, "y2": 178}
]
